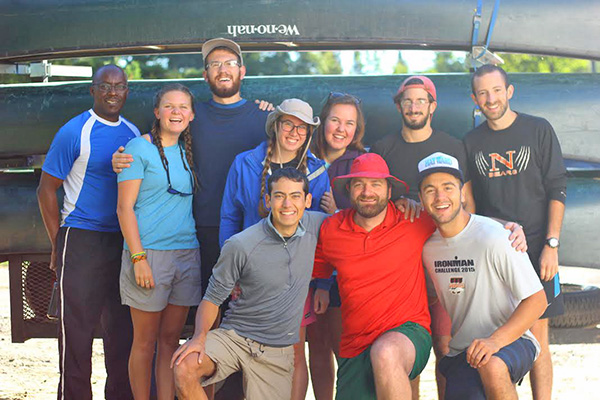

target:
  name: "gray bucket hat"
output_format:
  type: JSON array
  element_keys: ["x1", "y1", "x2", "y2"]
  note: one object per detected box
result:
[
  {"x1": 265, "y1": 98, "x2": 320, "y2": 138},
  {"x1": 202, "y1": 38, "x2": 243, "y2": 65}
]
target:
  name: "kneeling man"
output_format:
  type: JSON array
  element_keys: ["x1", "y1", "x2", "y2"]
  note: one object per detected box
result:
[
  {"x1": 419, "y1": 152, "x2": 547, "y2": 400},
  {"x1": 313, "y1": 153, "x2": 436, "y2": 400},
  {"x1": 171, "y1": 168, "x2": 326, "y2": 400}
]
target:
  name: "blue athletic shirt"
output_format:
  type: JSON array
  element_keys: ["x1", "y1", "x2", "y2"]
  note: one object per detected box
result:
[
  {"x1": 118, "y1": 136, "x2": 199, "y2": 250},
  {"x1": 42, "y1": 109, "x2": 140, "y2": 232}
]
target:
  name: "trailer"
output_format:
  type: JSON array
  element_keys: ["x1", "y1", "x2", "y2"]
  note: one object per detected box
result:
[{"x1": 2, "y1": 0, "x2": 600, "y2": 342}]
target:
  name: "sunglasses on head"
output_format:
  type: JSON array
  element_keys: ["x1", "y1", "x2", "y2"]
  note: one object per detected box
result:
[{"x1": 328, "y1": 92, "x2": 362, "y2": 105}]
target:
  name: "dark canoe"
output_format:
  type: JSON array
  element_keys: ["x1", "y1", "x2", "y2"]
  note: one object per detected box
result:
[
  {"x1": 1, "y1": 73, "x2": 600, "y2": 163},
  {"x1": 1, "y1": 0, "x2": 600, "y2": 61}
]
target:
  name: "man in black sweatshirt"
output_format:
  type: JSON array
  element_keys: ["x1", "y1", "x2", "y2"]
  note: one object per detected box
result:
[{"x1": 464, "y1": 64, "x2": 567, "y2": 400}]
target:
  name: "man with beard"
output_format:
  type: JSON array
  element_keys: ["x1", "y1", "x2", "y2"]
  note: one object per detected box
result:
[
  {"x1": 370, "y1": 75, "x2": 475, "y2": 399},
  {"x1": 191, "y1": 38, "x2": 271, "y2": 294},
  {"x1": 113, "y1": 38, "x2": 269, "y2": 295},
  {"x1": 464, "y1": 64, "x2": 567, "y2": 400},
  {"x1": 37, "y1": 65, "x2": 138, "y2": 399},
  {"x1": 312, "y1": 153, "x2": 436, "y2": 400},
  {"x1": 418, "y1": 152, "x2": 547, "y2": 400},
  {"x1": 371, "y1": 75, "x2": 475, "y2": 208}
]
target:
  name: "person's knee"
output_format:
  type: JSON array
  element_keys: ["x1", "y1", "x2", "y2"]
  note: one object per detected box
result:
[
  {"x1": 132, "y1": 334, "x2": 159, "y2": 354},
  {"x1": 370, "y1": 333, "x2": 414, "y2": 374},
  {"x1": 158, "y1": 329, "x2": 182, "y2": 350},
  {"x1": 478, "y1": 356, "x2": 510, "y2": 385},
  {"x1": 173, "y1": 353, "x2": 206, "y2": 388}
]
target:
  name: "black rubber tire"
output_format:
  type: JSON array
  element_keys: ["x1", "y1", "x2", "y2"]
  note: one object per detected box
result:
[{"x1": 550, "y1": 284, "x2": 600, "y2": 328}]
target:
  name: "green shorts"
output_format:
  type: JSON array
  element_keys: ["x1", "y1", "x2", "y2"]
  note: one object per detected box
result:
[{"x1": 335, "y1": 321, "x2": 432, "y2": 400}]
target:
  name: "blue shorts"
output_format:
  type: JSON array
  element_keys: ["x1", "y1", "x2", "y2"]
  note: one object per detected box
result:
[{"x1": 439, "y1": 337, "x2": 537, "y2": 400}]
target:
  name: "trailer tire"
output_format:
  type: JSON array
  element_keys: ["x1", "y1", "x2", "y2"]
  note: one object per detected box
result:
[{"x1": 550, "y1": 284, "x2": 600, "y2": 329}]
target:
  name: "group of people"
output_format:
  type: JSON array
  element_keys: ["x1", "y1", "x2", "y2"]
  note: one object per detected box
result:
[{"x1": 36, "y1": 36, "x2": 567, "y2": 400}]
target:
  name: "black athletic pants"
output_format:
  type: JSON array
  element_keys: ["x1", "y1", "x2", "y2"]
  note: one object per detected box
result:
[{"x1": 55, "y1": 227, "x2": 133, "y2": 400}]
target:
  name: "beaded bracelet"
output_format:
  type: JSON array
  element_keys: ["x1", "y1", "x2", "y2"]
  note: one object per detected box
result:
[{"x1": 131, "y1": 251, "x2": 147, "y2": 264}]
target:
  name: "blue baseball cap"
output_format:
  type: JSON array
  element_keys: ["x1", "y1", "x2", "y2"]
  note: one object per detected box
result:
[{"x1": 418, "y1": 152, "x2": 464, "y2": 185}]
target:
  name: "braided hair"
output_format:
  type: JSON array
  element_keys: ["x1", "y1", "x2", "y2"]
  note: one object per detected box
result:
[
  {"x1": 151, "y1": 83, "x2": 199, "y2": 191},
  {"x1": 257, "y1": 117, "x2": 313, "y2": 218},
  {"x1": 258, "y1": 137, "x2": 276, "y2": 218}
]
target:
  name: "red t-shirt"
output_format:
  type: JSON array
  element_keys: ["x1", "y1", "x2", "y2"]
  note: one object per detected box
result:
[{"x1": 313, "y1": 202, "x2": 435, "y2": 358}]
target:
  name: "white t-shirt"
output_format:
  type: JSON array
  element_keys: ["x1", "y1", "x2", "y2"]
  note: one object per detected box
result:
[{"x1": 423, "y1": 214, "x2": 542, "y2": 358}]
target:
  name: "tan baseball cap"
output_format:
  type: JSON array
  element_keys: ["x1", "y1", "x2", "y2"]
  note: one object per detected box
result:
[{"x1": 201, "y1": 38, "x2": 243, "y2": 64}]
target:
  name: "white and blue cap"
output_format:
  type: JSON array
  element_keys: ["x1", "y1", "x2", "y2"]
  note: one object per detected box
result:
[{"x1": 418, "y1": 152, "x2": 464, "y2": 186}]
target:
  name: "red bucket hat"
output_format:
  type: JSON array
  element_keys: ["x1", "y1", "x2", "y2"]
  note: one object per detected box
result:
[{"x1": 332, "y1": 153, "x2": 409, "y2": 200}]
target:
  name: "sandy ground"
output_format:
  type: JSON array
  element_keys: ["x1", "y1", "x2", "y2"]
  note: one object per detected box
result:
[{"x1": 0, "y1": 264, "x2": 599, "y2": 400}]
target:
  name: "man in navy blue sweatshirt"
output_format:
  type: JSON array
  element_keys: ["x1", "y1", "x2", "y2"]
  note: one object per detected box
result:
[{"x1": 114, "y1": 38, "x2": 270, "y2": 293}]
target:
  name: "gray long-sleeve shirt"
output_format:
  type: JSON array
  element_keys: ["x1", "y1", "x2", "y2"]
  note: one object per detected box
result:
[{"x1": 203, "y1": 211, "x2": 327, "y2": 346}]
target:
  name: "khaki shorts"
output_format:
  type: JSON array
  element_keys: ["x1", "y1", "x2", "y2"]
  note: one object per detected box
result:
[{"x1": 202, "y1": 328, "x2": 294, "y2": 400}]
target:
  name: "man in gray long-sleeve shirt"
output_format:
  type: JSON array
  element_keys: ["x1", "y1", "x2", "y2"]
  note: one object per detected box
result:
[{"x1": 171, "y1": 168, "x2": 326, "y2": 400}]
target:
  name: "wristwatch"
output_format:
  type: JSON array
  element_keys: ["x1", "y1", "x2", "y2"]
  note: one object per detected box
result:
[{"x1": 546, "y1": 237, "x2": 560, "y2": 249}]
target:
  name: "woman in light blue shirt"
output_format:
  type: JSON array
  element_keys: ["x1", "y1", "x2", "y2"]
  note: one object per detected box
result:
[{"x1": 117, "y1": 83, "x2": 200, "y2": 400}]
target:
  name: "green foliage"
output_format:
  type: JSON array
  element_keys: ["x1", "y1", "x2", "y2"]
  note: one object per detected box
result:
[
  {"x1": 499, "y1": 53, "x2": 592, "y2": 73},
  {"x1": 243, "y1": 51, "x2": 342, "y2": 75},
  {"x1": 1, "y1": 51, "x2": 342, "y2": 83},
  {"x1": 352, "y1": 51, "x2": 364, "y2": 74},
  {"x1": 427, "y1": 52, "x2": 468, "y2": 73},
  {"x1": 307, "y1": 52, "x2": 342, "y2": 75},
  {"x1": 393, "y1": 53, "x2": 408, "y2": 74},
  {"x1": 426, "y1": 51, "x2": 593, "y2": 74}
]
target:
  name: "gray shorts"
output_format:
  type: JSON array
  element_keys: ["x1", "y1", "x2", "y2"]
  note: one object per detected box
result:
[{"x1": 120, "y1": 248, "x2": 201, "y2": 312}]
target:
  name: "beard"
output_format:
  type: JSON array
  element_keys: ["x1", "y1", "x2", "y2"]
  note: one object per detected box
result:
[
  {"x1": 480, "y1": 100, "x2": 509, "y2": 121},
  {"x1": 402, "y1": 108, "x2": 430, "y2": 130},
  {"x1": 207, "y1": 72, "x2": 242, "y2": 99},
  {"x1": 351, "y1": 195, "x2": 388, "y2": 218}
]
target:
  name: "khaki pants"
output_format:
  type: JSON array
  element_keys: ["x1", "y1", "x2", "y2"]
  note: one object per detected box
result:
[{"x1": 203, "y1": 328, "x2": 294, "y2": 400}]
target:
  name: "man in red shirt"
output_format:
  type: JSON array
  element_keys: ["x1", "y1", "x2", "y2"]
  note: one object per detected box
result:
[{"x1": 313, "y1": 153, "x2": 435, "y2": 400}]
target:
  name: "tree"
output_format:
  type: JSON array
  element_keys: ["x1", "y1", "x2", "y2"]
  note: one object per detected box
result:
[
  {"x1": 352, "y1": 51, "x2": 364, "y2": 74},
  {"x1": 425, "y1": 51, "x2": 593, "y2": 74},
  {"x1": 427, "y1": 52, "x2": 467, "y2": 73},
  {"x1": 243, "y1": 51, "x2": 342, "y2": 76},
  {"x1": 499, "y1": 53, "x2": 591, "y2": 73},
  {"x1": 393, "y1": 52, "x2": 408, "y2": 74}
]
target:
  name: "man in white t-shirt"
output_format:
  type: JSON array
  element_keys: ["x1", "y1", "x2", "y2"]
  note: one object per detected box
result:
[{"x1": 418, "y1": 152, "x2": 547, "y2": 400}]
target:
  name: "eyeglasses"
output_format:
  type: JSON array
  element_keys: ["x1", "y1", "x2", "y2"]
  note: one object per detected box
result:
[
  {"x1": 93, "y1": 83, "x2": 128, "y2": 93},
  {"x1": 164, "y1": 144, "x2": 194, "y2": 196},
  {"x1": 399, "y1": 99, "x2": 430, "y2": 109},
  {"x1": 279, "y1": 120, "x2": 309, "y2": 136},
  {"x1": 328, "y1": 92, "x2": 362, "y2": 105},
  {"x1": 205, "y1": 60, "x2": 241, "y2": 69}
]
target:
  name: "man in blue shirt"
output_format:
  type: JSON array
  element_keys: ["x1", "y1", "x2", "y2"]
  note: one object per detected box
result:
[
  {"x1": 37, "y1": 64, "x2": 139, "y2": 400},
  {"x1": 113, "y1": 38, "x2": 270, "y2": 295}
]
